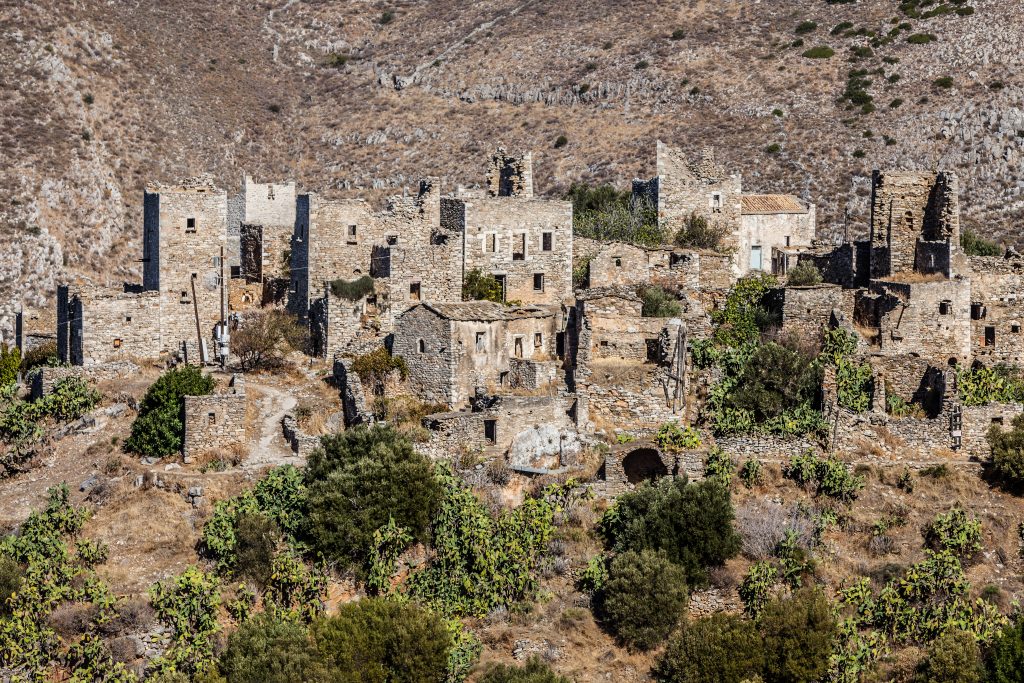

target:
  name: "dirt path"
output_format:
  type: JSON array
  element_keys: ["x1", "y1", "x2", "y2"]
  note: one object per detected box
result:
[{"x1": 243, "y1": 381, "x2": 298, "y2": 470}]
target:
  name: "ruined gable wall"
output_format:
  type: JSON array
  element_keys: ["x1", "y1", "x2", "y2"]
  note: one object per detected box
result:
[
  {"x1": 739, "y1": 209, "x2": 815, "y2": 275},
  {"x1": 452, "y1": 318, "x2": 509, "y2": 406},
  {"x1": 966, "y1": 256, "x2": 1024, "y2": 364},
  {"x1": 772, "y1": 285, "x2": 843, "y2": 342},
  {"x1": 505, "y1": 315, "x2": 559, "y2": 361},
  {"x1": 653, "y1": 142, "x2": 742, "y2": 254},
  {"x1": 588, "y1": 243, "x2": 656, "y2": 287},
  {"x1": 461, "y1": 197, "x2": 573, "y2": 305},
  {"x1": 385, "y1": 234, "x2": 462, "y2": 325},
  {"x1": 73, "y1": 288, "x2": 162, "y2": 367},
  {"x1": 870, "y1": 278, "x2": 972, "y2": 361},
  {"x1": 392, "y1": 305, "x2": 457, "y2": 407},
  {"x1": 243, "y1": 177, "x2": 296, "y2": 229}
]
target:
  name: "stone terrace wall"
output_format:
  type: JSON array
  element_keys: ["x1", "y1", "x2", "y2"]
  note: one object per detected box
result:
[
  {"x1": 334, "y1": 356, "x2": 373, "y2": 427},
  {"x1": 182, "y1": 376, "x2": 246, "y2": 463}
]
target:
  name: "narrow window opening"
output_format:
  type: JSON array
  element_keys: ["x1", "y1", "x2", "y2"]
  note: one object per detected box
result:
[
  {"x1": 512, "y1": 233, "x2": 526, "y2": 261},
  {"x1": 985, "y1": 326, "x2": 996, "y2": 347},
  {"x1": 409, "y1": 282, "x2": 421, "y2": 301},
  {"x1": 533, "y1": 273, "x2": 544, "y2": 291},
  {"x1": 113, "y1": 338, "x2": 122, "y2": 349},
  {"x1": 486, "y1": 234, "x2": 496, "y2": 253},
  {"x1": 475, "y1": 331, "x2": 486, "y2": 351},
  {"x1": 1013, "y1": 324, "x2": 1021, "y2": 334},
  {"x1": 186, "y1": 217, "x2": 196, "y2": 233},
  {"x1": 614, "y1": 257, "x2": 622, "y2": 267},
  {"x1": 347, "y1": 224, "x2": 357, "y2": 244},
  {"x1": 939, "y1": 300, "x2": 951, "y2": 315},
  {"x1": 534, "y1": 333, "x2": 543, "y2": 349},
  {"x1": 208, "y1": 412, "x2": 216, "y2": 426},
  {"x1": 484, "y1": 419, "x2": 497, "y2": 444},
  {"x1": 542, "y1": 232, "x2": 553, "y2": 251},
  {"x1": 971, "y1": 302, "x2": 986, "y2": 320},
  {"x1": 514, "y1": 336, "x2": 523, "y2": 358},
  {"x1": 418, "y1": 339, "x2": 426, "y2": 353}
]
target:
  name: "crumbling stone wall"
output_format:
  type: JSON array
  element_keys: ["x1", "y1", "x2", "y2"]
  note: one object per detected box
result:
[
  {"x1": 869, "y1": 170, "x2": 960, "y2": 278},
  {"x1": 454, "y1": 194, "x2": 573, "y2": 305},
  {"x1": 505, "y1": 308, "x2": 560, "y2": 362},
  {"x1": 860, "y1": 278, "x2": 972, "y2": 361},
  {"x1": 767, "y1": 284, "x2": 844, "y2": 342},
  {"x1": 486, "y1": 148, "x2": 533, "y2": 198},
  {"x1": 333, "y1": 355, "x2": 374, "y2": 428},
  {"x1": 383, "y1": 227, "x2": 463, "y2": 325},
  {"x1": 601, "y1": 441, "x2": 704, "y2": 496},
  {"x1": 392, "y1": 303, "x2": 461, "y2": 406},
  {"x1": 507, "y1": 358, "x2": 561, "y2": 390},
  {"x1": 182, "y1": 376, "x2": 246, "y2": 463},
  {"x1": 31, "y1": 362, "x2": 138, "y2": 400},
  {"x1": 966, "y1": 255, "x2": 1024, "y2": 364},
  {"x1": 57, "y1": 285, "x2": 162, "y2": 367}
]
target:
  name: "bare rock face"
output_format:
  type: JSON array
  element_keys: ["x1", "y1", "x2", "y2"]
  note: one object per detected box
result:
[{"x1": 3, "y1": 0, "x2": 1023, "y2": 339}]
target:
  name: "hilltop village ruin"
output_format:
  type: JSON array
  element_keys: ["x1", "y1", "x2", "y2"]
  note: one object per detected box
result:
[{"x1": 17, "y1": 141, "x2": 1024, "y2": 492}]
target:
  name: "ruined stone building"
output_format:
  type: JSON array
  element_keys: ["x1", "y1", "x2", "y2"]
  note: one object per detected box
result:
[
  {"x1": 236, "y1": 176, "x2": 298, "y2": 309},
  {"x1": 632, "y1": 141, "x2": 816, "y2": 277}
]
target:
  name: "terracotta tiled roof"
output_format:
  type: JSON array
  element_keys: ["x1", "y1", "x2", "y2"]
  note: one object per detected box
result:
[
  {"x1": 741, "y1": 194, "x2": 806, "y2": 215},
  {"x1": 419, "y1": 301, "x2": 555, "y2": 321}
]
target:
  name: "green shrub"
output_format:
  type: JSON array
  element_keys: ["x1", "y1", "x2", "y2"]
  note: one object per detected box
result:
[
  {"x1": 934, "y1": 76, "x2": 955, "y2": 88},
  {"x1": 149, "y1": 566, "x2": 222, "y2": 676},
  {"x1": 45, "y1": 376, "x2": 102, "y2": 422},
  {"x1": 890, "y1": 97, "x2": 904, "y2": 108},
  {"x1": 378, "y1": 10, "x2": 394, "y2": 24},
  {"x1": 126, "y1": 365, "x2": 215, "y2": 457},
  {"x1": 639, "y1": 285, "x2": 682, "y2": 317},
  {"x1": 600, "y1": 549, "x2": 688, "y2": 650},
  {"x1": 329, "y1": 275, "x2": 375, "y2": 301},
  {"x1": 802, "y1": 46, "x2": 835, "y2": 59},
  {"x1": 462, "y1": 268, "x2": 504, "y2": 303},
  {"x1": 350, "y1": 347, "x2": 408, "y2": 386},
  {"x1": 907, "y1": 33, "x2": 937, "y2": 44},
  {"x1": 739, "y1": 561, "x2": 778, "y2": 617},
  {"x1": 831, "y1": 21, "x2": 854, "y2": 35},
  {"x1": 233, "y1": 513, "x2": 280, "y2": 587},
  {"x1": 673, "y1": 212, "x2": 728, "y2": 250},
  {"x1": 600, "y1": 477, "x2": 741, "y2": 587},
  {"x1": 959, "y1": 365, "x2": 1024, "y2": 406},
  {"x1": 784, "y1": 450, "x2": 864, "y2": 502},
  {"x1": 305, "y1": 425, "x2": 440, "y2": 568},
  {"x1": 655, "y1": 422, "x2": 701, "y2": 452},
  {"x1": 759, "y1": 588, "x2": 836, "y2": 683},
  {"x1": 567, "y1": 183, "x2": 663, "y2": 247},
  {"x1": 635, "y1": 60, "x2": 649, "y2": 69},
  {"x1": 703, "y1": 447, "x2": 735, "y2": 485},
  {"x1": 786, "y1": 261, "x2": 823, "y2": 286},
  {"x1": 739, "y1": 458, "x2": 762, "y2": 489},
  {"x1": 221, "y1": 613, "x2": 327, "y2": 683},
  {"x1": 0, "y1": 555, "x2": 22, "y2": 617},
  {"x1": 324, "y1": 52, "x2": 348, "y2": 68},
  {"x1": 987, "y1": 618, "x2": 1024, "y2": 683},
  {"x1": 313, "y1": 598, "x2": 450, "y2": 682},
  {"x1": 20, "y1": 341, "x2": 57, "y2": 373},
  {"x1": 724, "y1": 343, "x2": 822, "y2": 425},
  {"x1": 654, "y1": 613, "x2": 765, "y2": 683},
  {"x1": 961, "y1": 228, "x2": 1001, "y2": 256},
  {"x1": 795, "y1": 20, "x2": 818, "y2": 34},
  {"x1": 480, "y1": 656, "x2": 570, "y2": 682},
  {"x1": 913, "y1": 629, "x2": 983, "y2": 683},
  {"x1": 553, "y1": 135, "x2": 568, "y2": 148},
  {"x1": 233, "y1": 310, "x2": 307, "y2": 370},
  {"x1": 0, "y1": 344, "x2": 19, "y2": 387},
  {"x1": 923, "y1": 508, "x2": 982, "y2": 559},
  {"x1": 988, "y1": 414, "x2": 1024, "y2": 487},
  {"x1": 766, "y1": 143, "x2": 782, "y2": 154},
  {"x1": 669, "y1": 29, "x2": 685, "y2": 41}
]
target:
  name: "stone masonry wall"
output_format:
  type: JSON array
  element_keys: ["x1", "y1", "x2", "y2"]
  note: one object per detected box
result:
[
  {"x1": 182, "y1": 376, "x2": 246, "y2": 463},
  {"x1": 31, "y1": 362, "x2": 139, "y2": 400},
  {"x1": 867, "y1": 278, "x2": 972, "y2": 361},
  {"x1": 967, "y1": 255, "x2": 1024, "y2": 365},
  {"x1": 61, "y1": 286, "x2": 162, "y2": 366},
  {"x1": 392, "y1": 304, "x2": 458, "y2": 406}
]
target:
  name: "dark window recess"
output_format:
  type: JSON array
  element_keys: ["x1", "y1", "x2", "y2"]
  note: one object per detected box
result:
[
  {"x1": 484, "y1": 419, "x2": 497, "y2": 444},
  {"x1": 125, "y1": 316, "x2": 132, "y2": 323},
  {"x1": 534, "y1": 333, "x2": 543, "y2": 348},
  {"x1": 614, "y1": 257, "x2": 622, "y2": 267},
  {"x1": 494, "y1": 274, "x2": 507, "y2": 302},
  {"x1": 1013, "y1": 324, "x2": 1021, "y2": 334},
  {"x1": 512, "y1": 233, "x2": 526, "y2": 260},
  {"x1": 971, "y1": 302, "x2": 986, "y2": 320},
  {"x1": 556, "y1": 331, "x2": 565, "y2": 358},
  {"x1": 514, "y1": 337, "x2": 523, "y2": 358},
  {"x1": 347, "y1": 224, "x2": 357, "y2": 241},
  {"x1": 418, "y1": 339, "x2": 426, "y2": 353},
  {"x1": 186, "y1": 217, "x2": 196, "y2": 233},
  {"x1": 985, "y1": 326, "x2": 996, "y2": 347},
  {"x1": 533, "y1": 273, "x2": 544, "y2": 291},
  {"x1": 476, "y1": 331, "x2": 486, "y2": 351},
  {"x1": 939, "y1": 301, "x2": 951, "y2": 315},
  {"x1": 542, "y1": 232, "x2": 553, "y2": 251},
  {"x1": 486, "y1": 234, "x2": 496, "y2": 252},
  {"x1": 992, "y1": 416, "x2": 1005, "y2": 425},
  {"x1": 180, "y1": 291, "x2": 189, "y2": 303},
  {"x1": 409, "y1": 282, "x2": 421, "y2": 301},
  {"x1": 645, "y1": 339, "x2": 660, "y2": 363},
  {"x1": 230, "y1": 266, "x2": 242, "y2": 279},
  {"x1": 386, "y1": 235, "x2": 398, "y2": 245},
  {"x1": 208, "y1": 412, "x2": 216, "y2": 426}
]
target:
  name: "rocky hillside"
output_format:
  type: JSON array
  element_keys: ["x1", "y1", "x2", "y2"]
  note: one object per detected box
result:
[{"x1": 2, "y1": 0, "x2": 1022, "y2": 336}]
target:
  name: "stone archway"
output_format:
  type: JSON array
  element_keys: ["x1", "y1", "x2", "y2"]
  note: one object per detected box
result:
[{"x1": 621, "y1": 448, "x2": 669, "y2": 484}]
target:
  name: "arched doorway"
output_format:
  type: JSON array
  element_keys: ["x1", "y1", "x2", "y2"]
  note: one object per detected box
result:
[{"x1": 621, "y1": 448, "x2": 669, "y2": 485}]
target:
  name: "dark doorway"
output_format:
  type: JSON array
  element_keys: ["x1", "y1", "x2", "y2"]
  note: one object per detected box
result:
[{"x1": 621, "y1": 448, "x2": 669, "y2": 484}]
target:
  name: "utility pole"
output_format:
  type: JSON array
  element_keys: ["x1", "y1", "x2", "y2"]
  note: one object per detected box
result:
[{"x1": 219, "y1": 245, "x2": 227, "y2": 370}]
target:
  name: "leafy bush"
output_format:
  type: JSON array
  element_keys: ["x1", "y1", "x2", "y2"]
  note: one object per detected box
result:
[
  {"x1": 959, "y1": 365, "x2": 1024, "y2": 406},
  {"x1": 654, "y1": 613, "x2": 765, "y2": 683},
  {"x1": 759, "y1": 588, "x2": 837, "y2": 683},
  {"x1": 639, "y1": 285, "x2": 682, "y2": 317},
  {"x1": 233, "y1": 310, "x2": 307, "y2": 371},
  {"x1": 220, "y1": 613, "x2": 327, "y2": 683},
  {"x1": 350, "y1": 347, "x2": 409, "y2": 386},
  {"x1": 462, "y1": 268, "x2": 504, "y2": 303},
  {"x1": 567, "y1": 183, "x2": 663, "y2": 247},
  {"x1": 149, "y1": 566, "x2": 222, "y2": 676},
  {"x1": 961, "y1": 228, "x2": 1001, "y2": 256},
  {"x1": 305, "y1": 425, "x2": 441, "y2": 569},
  {"x1": 600, "y1": 549, "x2": 688, "y2": 650},
  {"x1": 407, "y1": 468, "x2": 557, "y2": 617},
  {"x1": 20, "y1": 341, "x2": 58, "y2": 373},
  {"x1": 717, "y1": 342, "x2": 822, "y2": 428},
  {"x1": 784, "y1": 450, "x2": 864, "y2": 502},
  {"x1": 313, "y1": 598, "x2": 450, "y2": 683},
  {"x1": 923, "y1": 508, "x2": 982, "y2": 559},
  {"x1": 126, "y1": 365, "x2": 215, "y2": 457},
  {"x1": 739, "y1": 561, "x2": 778, "y2": 617},
  {"x1": 43, "y1": 375, "x2": 102, "y2": 422},
  {"x1": 802, "y1": 46, "x2": 835, "y2": 58},
  {"x1": 795, "y1": 20, "x2": 818, "y2": 34},
  {"x1": 329, "y1": 275, "x2": 375, "y2": 301},
  {"x1": 202, "y1": 465, "x2": 306, "y2": 573},
  {"x1": 600, "y1": 476, "x2": 741, "y2": 587},
  {"x1": 0, "y1": 554, "x2": 22, "y2": 616},
  {"x1": 673, "y1": 212, "x2": 728, "y2": 251},
  {"x1": 553, "y1": 135, "x2": 568, "y2": 148},
  {"x1": 710, "y1": 273, "x2": 777, "y2": 348},
  {"x1": 786, "y1": 261, "x2": 823, "y2": 286},
  {"x1": 704, "y1": 447, "x2": 735, "y2": 485},
  {"x1": 907, "y1": 33, "x2": 937, "y2": 44},
  {"x1": 988, "y1": 414, "x2": 1024, "y2": 487},
  {"x1": 0, "y1": 344, "x2": 20, "y2": 387},
  {"x1": 739, "y1": 457, "x2": 762, "y2": 488},
  {"x1": 480, "y1": 656, "x2": 570, "y2": 683},
  {"x1": 913, "y1": 629, "x2": 983, "y2": 683},
  {"x1": 934, "y1": 76, "x2": 954, "y2": 88},
  {"x1": 233, "y1": 513, "x2": 281, "y2": 587},
  {"x1": 987, "y1": 618, "x2": 1024, "y2": 683}
]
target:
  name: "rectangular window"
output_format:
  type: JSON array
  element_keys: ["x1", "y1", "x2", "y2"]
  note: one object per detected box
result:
[
  {"x1": 646, "y1": 339, "x2": 660, "y2": 363},
  {"x1": 125, "y1": 316, "x2": 132, "y2": 323},
  {"x1": 614, "y1": 257, "x2": 622, "y2": 267},
  {"x1": 785, "y1": 236, "x2": 791, "y2": 247},
  {"x1": 971, "y1": 302, "x2": 986, "y2": 320},
  {"x1": 113, "y1": 338, "x2": 122, "y2": 349},
  {"x1": 476, "y1": 331, "x2": 486, "y2": 351},
  {"x1": 985, "y1": 326, "x2": 996, "y2": 347},
  {"x1": 486, "y1": 234, "x2": 496, "y2": 253},
  {"x1": 514, "y1": 337, "x2": 523, "y2": 358},
  {"x1": 484, "y1": 419, "x2": 497, "y2": 444},
  {"x1": 409, "y1": 282, "x2": 421, "y2": 301},
  {"x1": 494, "y1": 274, "x2": 506, "y2": 302},
  {"x1": 542, "y1": 232, "x2": 553, "y2": 251},
  {"x1": 230, "y1": 266, "x2": 242, "y2": 279},
  {"x1": 512, "y1": 233, "x2": 526, "y2": 261},
  {"x1": 534, "y1": 333, "x2": 543, "y2": 349},
  {"x1": 1013, "y1": 324, "x2": 1021, "y2": 334},
  {"x1": 186, "y1": 217, "x2": 196, "y2": 233},
  {"x1": 749, "y1": 245, "x2": 763, "y2": 271},
  {"x1": 208, "y1": 412, "x2": 216, "y2": 426},
  {"x1": 939, "y1": 301, "x2": 951, "y2": 315},
  {"x1": 711, "y1": 193, "x2": 722, "y2": 212},
  {"x1": 347, "y1": 224, "x2": 357, "y2": 244},
  {"x1": 533, "y1": 273, "x2": 544, "y2": 291}
]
